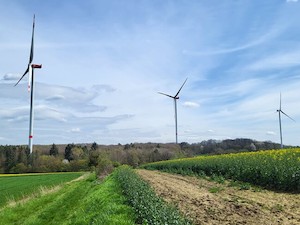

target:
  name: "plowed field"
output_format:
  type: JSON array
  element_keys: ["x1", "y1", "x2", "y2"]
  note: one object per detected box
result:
[{"x1": 137, "y1": 169, "x2": 300, "y2": 225}]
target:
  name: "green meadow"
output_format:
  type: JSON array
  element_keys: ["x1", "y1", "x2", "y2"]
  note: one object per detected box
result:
[
  {"x1": 0, "y1": 173, "x2": 136, "y2": 225},
  {"x1": 0, "y1": 172, "x2": 83, "y2": 208}
]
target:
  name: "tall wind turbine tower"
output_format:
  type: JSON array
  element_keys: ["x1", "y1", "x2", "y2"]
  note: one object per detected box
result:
[
  {"x1": 158, "y1": 78, "x2": 188, "y2": 144},
  {"x1": 276, "y1": 93, "x2": 295, "y2": 149},
  {"x1": 14, "y1": 15, "x2": 42, "y2": 154}
]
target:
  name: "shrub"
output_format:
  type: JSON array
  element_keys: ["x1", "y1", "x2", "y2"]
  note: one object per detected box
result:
[{"x1": 96, "y1": 158, "x2": 114, "y2": 179}]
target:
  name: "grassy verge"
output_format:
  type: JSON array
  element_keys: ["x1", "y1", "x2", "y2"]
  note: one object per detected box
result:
[
  {"x1": 0, "y1": 172, "x2": 83, "y2": 208},
  {"x1": 115, "y1": 166, "x2": 192, "y2": 225},
  {"x1": 0, "y1": 173, "x2": 135, "y2": 225}
]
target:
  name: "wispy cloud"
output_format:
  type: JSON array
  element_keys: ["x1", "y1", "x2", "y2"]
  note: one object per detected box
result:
[
  {"x1": 266, "y1": 131, "x2": 276, "y2": 136},
  {"x1": 69, "y1": 128, "x2": 81, "y2": 133},
  {"x1": 2, "y1": 73, "x2": 20, "y2": 81},
  {"x1": 246, "y1": 50, "x2": 300, "y2": 71},
  {"x1": 183, "y1": 29, "x2": 278, "y2": 56},
  {"x1": 183, "y1": 101, "x2": 200, "y2": 108}
]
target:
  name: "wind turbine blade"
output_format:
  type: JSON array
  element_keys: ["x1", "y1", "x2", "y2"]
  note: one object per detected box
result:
[
  {"x1": 14, "y1": 67, "x2": 29, "y2": 86},
  {"x1": 29, "y1": 15, "x2": 35, "y2": 64},
  {"x1": 281, "y1": 110, "x2": 296, "y2": 122},
  {"x1": 175, "y1": 77, "x2": 188, "y2": 98},
  {"x1": 279, "y1": 93, "x2": 282, "y2": 111},
  {"x1": 158, "y1": 92, "x2": 174, "y2": 98}
]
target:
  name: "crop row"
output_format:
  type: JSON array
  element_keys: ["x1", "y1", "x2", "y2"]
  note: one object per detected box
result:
[
  {"x1": 142, "y1": 148, "x2": 300, "y2": 192},
  {"x1": 115, "y1": 166, "x2": 192, "y2": 225}
]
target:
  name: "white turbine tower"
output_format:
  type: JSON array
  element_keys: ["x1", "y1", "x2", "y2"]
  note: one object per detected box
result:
[
  {"x1": 14, "y1": 15, "x2": 42, "y2": 154},
  {"x1": 276, "y1": 93, "x2": 295, "y2": 149},
  {"x1": 158, "y1": 78, "x2": 188, "y2": 144}
]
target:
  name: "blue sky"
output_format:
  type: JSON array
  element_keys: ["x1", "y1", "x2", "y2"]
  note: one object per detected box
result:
[{"x1": 1, "y1": 0, "x2": 300, "y2": 146}]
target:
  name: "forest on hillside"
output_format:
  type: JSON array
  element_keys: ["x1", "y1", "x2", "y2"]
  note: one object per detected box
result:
[{"x1": 0, "y1": 138, "x2": 292, "y2": 174}]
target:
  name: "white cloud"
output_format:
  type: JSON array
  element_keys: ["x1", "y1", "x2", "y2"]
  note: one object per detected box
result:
[
  {"x1": 266, "y1": 131, "x2": 276, "y2": 136},
  {"x1": 45, "y1": 95, "x2": 65, "y2": 101},
  {"x1": 70, "y1": 128, "x2": 81, "y2": 133},
  {"x1": 286, "y1": 0, "x2": 298, "y2": 2},
  {"x1": 183, "y1": 101, "x2": 200, "y2": 108},
  {"x1": 2, "y1": 73, "x2": 20, "y2": 81}
]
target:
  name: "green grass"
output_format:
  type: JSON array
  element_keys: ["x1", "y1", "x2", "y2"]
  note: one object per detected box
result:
[
  {"x1": 0, "y1": 172, "x2": 83, "y2": 208},
  {"x1": 208, "y1": 186, "x2": 224, "y2": 193},
  {"x1": 0, "y1": 173, "x2": 136, "y2": 225}
]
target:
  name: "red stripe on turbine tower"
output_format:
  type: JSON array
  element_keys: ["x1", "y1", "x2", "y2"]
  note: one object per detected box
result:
[
  {"x1": 29, "y1": 135, "x2": 33, "y2": 138},
  {"x1": 32, "y1": 64, "x2": 42, "y2": 68}
]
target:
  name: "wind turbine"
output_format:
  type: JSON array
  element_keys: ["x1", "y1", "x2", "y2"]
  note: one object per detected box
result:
[
  {"x1": 158, "y1": 78, "x2": 188, "y2": 144},
  {"x1": 14, "y1": 15, "x2": 42, "y2": 154},
  {"x1": 277, "y1": 93, "x2": 295, "y2": 149}
]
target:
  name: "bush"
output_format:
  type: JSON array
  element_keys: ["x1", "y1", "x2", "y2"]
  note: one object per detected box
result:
[{"x1": 96, "y1": 158, "x2": 114, "y2": 179}]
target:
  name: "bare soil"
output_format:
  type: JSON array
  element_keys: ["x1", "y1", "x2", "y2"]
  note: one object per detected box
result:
[{"x1": 137, "y1": 169, "x2": 300, "y2": 225}]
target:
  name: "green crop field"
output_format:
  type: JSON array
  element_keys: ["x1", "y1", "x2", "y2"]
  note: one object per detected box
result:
[
  {"x1": 141, "y1": 148, "x2": 300, "y2": 192},
  {"x1": 0, "y1": 172, "x2": 83, "y2": 208}
]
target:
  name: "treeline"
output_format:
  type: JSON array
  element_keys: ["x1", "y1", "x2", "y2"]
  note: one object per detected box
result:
[
  {"x1": 179, "y1": 138, "x2": 289, "y2": 156},
  {"x1": 0, "y1": 138, "x2": 291, "y2": 174},
  {"x1": 0, "y1": 142, "x2": 182, "y2": 174}
]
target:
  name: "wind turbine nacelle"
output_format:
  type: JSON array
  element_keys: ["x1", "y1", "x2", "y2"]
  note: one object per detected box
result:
[
  {"x1": 175, "y1": 96, "x2": 179, "y2": 99},
  {"x1": 31, "y1": 64, "x2": 42, "y2": 69}
]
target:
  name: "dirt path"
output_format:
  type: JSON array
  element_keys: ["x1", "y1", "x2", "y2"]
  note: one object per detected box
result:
[{"x1": 137, "y1": 169, "x2": 300, "y2": 225}]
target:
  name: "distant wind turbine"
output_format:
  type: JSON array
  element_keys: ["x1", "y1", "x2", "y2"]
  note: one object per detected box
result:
[
  {"x1": 14, "y1": 15, "x2": 42, "y2": 154},
  {"x1": 277, "y1": 93, "x2": 295, "y2": 149},
  {"x1": 158, "y1": 78, "x2": 188, "y2": 144}
]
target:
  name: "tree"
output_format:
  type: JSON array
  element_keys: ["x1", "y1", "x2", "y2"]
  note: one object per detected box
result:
[
  {"x1": 4, "y1": 147, "x2": 17, "y2": 173},
  {"x1": 49, "y1": 143, "x2": 59, "y2": 156},
  {"x1": 126, "y1": 150, "x2": 140, "y2": 167},
  {"x1": 249, "y1": 143, "x2": 257, "y2": 151},
  {"x1": 180, "y1": 142, "x2": 189, "y2": 150},
  {"x1": 72, "y1": 147, "x2": 84, "y2": 160},
  {"x1": 64, "y1": 143, "x2": 75, "y2": 161},
  {"x1": 124, "y1": 144, "x2": 130, "y2": 150},
  {"x1": 16, "y1": 146, "x2": 29, "y2": 165},
  {"x1": 91, "y1": 142, "x2": 98, "y2": 151},
  {"x1": 89, "y1": 151, "x2": 99, "y2": 167}
]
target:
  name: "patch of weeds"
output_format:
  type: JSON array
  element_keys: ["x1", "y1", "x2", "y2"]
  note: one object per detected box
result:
[
  {"x1": 239, "y1": 182, "x2": 251, "y2": 190},
  {"x1": 228, "y1": 180, "x2": 251, "y2": 190},
  {"x1": 228, "y1": 180, "x2": 240, "y2": 187},
  {"x1": 196, "y1": 171, "x2": 206, "y2": 178},
  {"x1": 252, "y1": 186, "x2": 263, "y2": 192},
  {"x1": 208, "y1": 186, "x2": 224, "y2": 193},
  {"x1": 210, "y1": 174, "x2": 225, "y2": 184}
]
